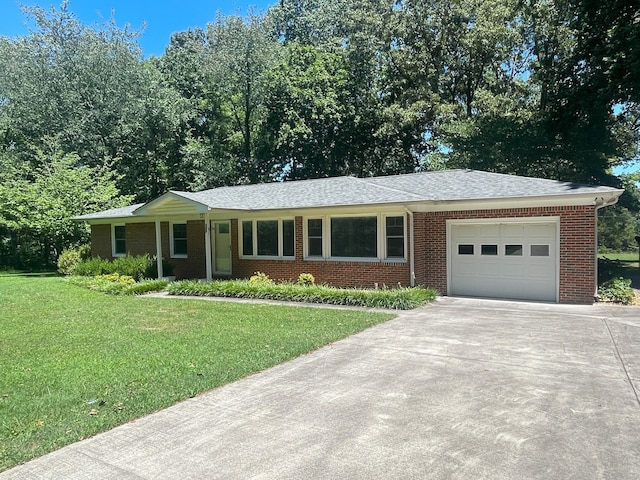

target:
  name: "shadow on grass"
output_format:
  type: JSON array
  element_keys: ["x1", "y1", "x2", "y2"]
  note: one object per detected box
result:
[
  {"x1": 599, "y1": 257, "x2": 640, "y2": 289},
  {"x1": 0, "y1": 270, "x2": 58, "y2": 277}
]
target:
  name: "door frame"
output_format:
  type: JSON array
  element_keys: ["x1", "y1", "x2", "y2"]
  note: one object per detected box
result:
[{"x1": 212, "y1": 220, "x2": 232, "y2": 275}]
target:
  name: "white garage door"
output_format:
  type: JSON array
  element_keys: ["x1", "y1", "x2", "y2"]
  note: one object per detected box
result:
[{"x1": 449, "y1": 220, "x2": 558, "y2": 302}]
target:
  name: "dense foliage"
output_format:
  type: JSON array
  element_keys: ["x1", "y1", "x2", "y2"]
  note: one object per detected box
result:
[{"x1": 1, "y1": 0, "x2": 639, "y2": 268}]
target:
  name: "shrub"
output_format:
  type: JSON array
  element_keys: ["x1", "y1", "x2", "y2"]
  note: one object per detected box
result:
[
  {"x1": 168, "y1": 279, "x2": 437, "y2": 310},
  {"x1": 68, "y1": 276, "x2": 168, "y2": 295},
  {"x1": 598, "y1": 277, "x2": 635, "y2": 304},
  {"x1": 249, "y1": 271, "x2": 273, "y2": 285},
  {"x1": 57, "y1": 244, "x2": 91, "y2": 275},
  {"x1": 74, "y1": 257, "x2": 113, "y2": 276},
  {"x1": 74, "y1": 255, "x2": 161, "y2": 280},
  {"x1": 297, "y1": 273, "x2": 315, "y2": 286},
  {"x1": 111, "y1": 255, "x2": 154, "y2": 279}
]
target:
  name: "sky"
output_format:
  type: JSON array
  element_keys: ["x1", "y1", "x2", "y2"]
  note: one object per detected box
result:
[{"x1": 0, "y1": 0, "x2": 274, "y2": 57}]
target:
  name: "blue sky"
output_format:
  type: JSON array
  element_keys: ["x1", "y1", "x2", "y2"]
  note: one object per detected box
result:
[{"x1": 0, "y1": 0, "x2": 274, "y2": 57}]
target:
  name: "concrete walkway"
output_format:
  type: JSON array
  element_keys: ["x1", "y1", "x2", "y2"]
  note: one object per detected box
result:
[{"x1": 2, "y1": 297, "x2": 640, "y2": 479}]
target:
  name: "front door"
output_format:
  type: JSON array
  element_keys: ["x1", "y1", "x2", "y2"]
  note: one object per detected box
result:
[{"x1": 213, "y1": 221, "x2": 231, "y2": 275}]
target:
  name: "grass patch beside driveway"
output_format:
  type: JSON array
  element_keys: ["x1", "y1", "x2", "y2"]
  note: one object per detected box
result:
[{"x1": 0, "y1": 276, "x2": 393, "y2": 472}]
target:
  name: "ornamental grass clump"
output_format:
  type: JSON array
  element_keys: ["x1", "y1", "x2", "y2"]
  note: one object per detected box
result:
[{"x1": 168, "y1": 279, "x2": 437, "y2": 310}]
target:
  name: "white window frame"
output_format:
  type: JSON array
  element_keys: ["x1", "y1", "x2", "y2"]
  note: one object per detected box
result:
[
  {"x1": 111, "y1": 224, "x2": 126, "y2": 258},
  {"x1": 304, "y1": 218, "x2": 325, "y2": 258},
  {"x1": 170, "y1": 222, "x2": 188, "y2": 258},
  {"x1": 303, "y1": 213, "x2": 407, "y2": 262},
  {"x1": 238, "y1": 218, "x2": 295, "y2": 259},
  {"x1": 383, "y1": 214, "x2": 407, "y2": 260}
]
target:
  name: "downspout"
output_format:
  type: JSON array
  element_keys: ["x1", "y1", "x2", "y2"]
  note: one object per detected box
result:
[
  {"x1": 594, "y1": 195, "x2": 620, "y2": 299},
  {"x1": 406, "y1": 208, "x2": 415, "y2": 287},
  {"x1": 154, "y1": 218, "x2": 163, "y2": 280}
]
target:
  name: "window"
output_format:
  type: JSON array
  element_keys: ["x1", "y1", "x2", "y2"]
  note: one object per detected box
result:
[
  {"x1": 481, "y1": 244, "x2": 498, "y2": 255},
  {"x1": 331, "y1": 216, "x2": 377, "y2": 258},
  {"x1": 305, "y1": 214, "x2": 407, "y2": 260},
  {"x1": 282, "y1": 220, "x2": 295, "y2": 257},
  {"x1": 242, "y1": 221, "x2": 254, "y2": 256},
  {"x1": 458, "y1": 244, "x2": 474, "y2": 255},
  {"x1": 505, "y1": 244, "x2": 522, "y2": 256},
  {"x1": 307, "y1": 219, "x2": 323, "y2": 257},
  {"x1": 171, "y1": 223, "x2": 188, "y2": 257},
  {"x1": 240, "y1": 219, "x2": 294, "y2": 258},
  {"x1": 385, "y1": 216, "x2": 405, "y2": 258},
  {"x1": 112, "y1": 225, "x2": 126, "y2": 257},
  {"x1": 531, "y1": 244, "x2": 550, "y2": 257},
  {"x1": 257, "y1": 220, "x2": 278, "y2": 256}
]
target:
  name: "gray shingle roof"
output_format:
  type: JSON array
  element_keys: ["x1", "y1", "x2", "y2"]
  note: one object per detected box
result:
[
  {"x1": 77, "y1": 170, "x2": 622, "y2": 220},
  {"x1": 75, "y1": 203, "x2": 145, "y2": 221}
]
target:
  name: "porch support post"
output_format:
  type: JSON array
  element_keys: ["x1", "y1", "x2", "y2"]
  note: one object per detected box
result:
[
  {"x1": 205, "y1": 215, "x2": 213, "y2": 281},
  {"x1": 155, "y1": 218, "x2": 163, "y2": 279}
]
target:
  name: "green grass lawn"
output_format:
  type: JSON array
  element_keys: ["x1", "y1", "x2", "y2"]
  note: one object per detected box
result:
[
  {"x1": 0, "y1": 276, "x2": 394, "y2": 472},
  {"x1": 598, "y1": 251, "x2": 640, "y2": 267}
]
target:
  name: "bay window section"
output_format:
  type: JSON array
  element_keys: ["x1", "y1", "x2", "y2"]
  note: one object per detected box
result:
[
  {"x1": 331, "y1": 216, "x2": 377, "y2": 258},
  {"x1": 307, "y1": 219, "x2": 323, "y2": 257},
  {"x1": 257, "y1": 220, "x2": 278, "y2": 256},
  {"x1": 242, "y1": 221, "x2": 253, "y2": 256},
  {"x1": 282, "y1": 220, "x2": 295, "y2": 257}
]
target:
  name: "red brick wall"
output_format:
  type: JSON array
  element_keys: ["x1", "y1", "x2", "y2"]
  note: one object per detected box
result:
[
  {"x1": 415, "y1": 205, "x2": 597, "y2": 304},
  {"x1": 91, "y1": 224, "x2": 112, "y2": 259}
]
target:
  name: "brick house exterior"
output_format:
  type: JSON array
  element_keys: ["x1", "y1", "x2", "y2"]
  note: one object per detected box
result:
[{"x1": 78, "y1": 170, "x2": 622, "y2": 304}]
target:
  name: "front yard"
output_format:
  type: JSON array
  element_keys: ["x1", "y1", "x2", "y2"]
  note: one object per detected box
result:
[{"x1": 0, "y1": 276, "x2": 394, "y2": 472}]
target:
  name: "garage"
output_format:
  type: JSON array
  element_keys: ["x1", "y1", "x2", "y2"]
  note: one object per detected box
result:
[{"x1": 448, "y1": 219, "x2": 558, "y2": 302}]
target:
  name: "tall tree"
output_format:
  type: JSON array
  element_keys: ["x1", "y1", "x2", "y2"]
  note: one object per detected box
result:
[
  {"x1": 0, "y1": 3, "x2": 186, "y2": 201},
  {"x1": 207, "y1": 13, "x2": 280, "y2": 183}
]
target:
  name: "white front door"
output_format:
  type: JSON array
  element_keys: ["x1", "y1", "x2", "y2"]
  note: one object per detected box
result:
[
  {"x1": 448, "y1": 219, "x2": 558, "y2": 302},
  {"x1": 213, "y1": 221, "x2": 231, "y2": 274}
]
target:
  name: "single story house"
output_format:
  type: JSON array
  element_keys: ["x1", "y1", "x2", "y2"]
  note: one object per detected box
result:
[{"x1": 76, "y1": 169, "x2": 623, "y2": 304}]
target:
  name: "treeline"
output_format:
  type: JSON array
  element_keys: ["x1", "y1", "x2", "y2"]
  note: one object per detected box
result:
[{"x1": 1, "y1": 0, "x2": 639, "y2": 268}]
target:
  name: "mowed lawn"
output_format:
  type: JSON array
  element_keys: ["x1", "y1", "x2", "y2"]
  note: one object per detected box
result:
[{"x1": 0, "y1": 276, "x2": 394, "y2": 472}]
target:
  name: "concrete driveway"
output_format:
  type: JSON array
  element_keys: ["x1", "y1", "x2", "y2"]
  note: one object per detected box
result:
[{"x1": 2, "y1": 297, "x2": 639, "y2": 479}]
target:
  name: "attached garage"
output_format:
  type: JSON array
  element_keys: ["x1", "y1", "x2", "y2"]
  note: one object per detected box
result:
[{"x1": 447, "y1": 218, "x2": 559, "y2": 302}]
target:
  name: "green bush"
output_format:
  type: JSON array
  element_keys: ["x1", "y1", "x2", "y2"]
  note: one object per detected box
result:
[
  {"x1": 74, "y1": 257, "x2": 113, "y2": 276},
  {"x1": 57, "y1": 244, "x2": 91, "y2": 275},
  {"x1": 297, "y1": 273, "x2": 315, "y2": 286},
  {"x1": 168, "y1": 279, "x2": 437, "y2": 310},
  {"x1": 74, "y1": 255, "x2": 160, "y2": 280},
  {"x1": 111, "y1": 255, "x2": 154, "y2": 279},
  {"x1": 68, "y1": 276, "x2": 168, "y2": 295},
  {"x1": 597, "y1": 277, "x2": 635, "y2": 304}
]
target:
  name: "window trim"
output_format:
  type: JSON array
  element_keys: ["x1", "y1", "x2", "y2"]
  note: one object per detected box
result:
[
  {"x1": 239, "y1": 218, "x2": 295, "y2": 259},
  {"x1": 170, "y1": 222, "x2": 188, "y2": 258},
  {"x1": 303, "y1": 213, "x2": 407, "y2": 262},
  {"x1": 111, "y1": 224, "x2": 126, "y2": 258}
]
